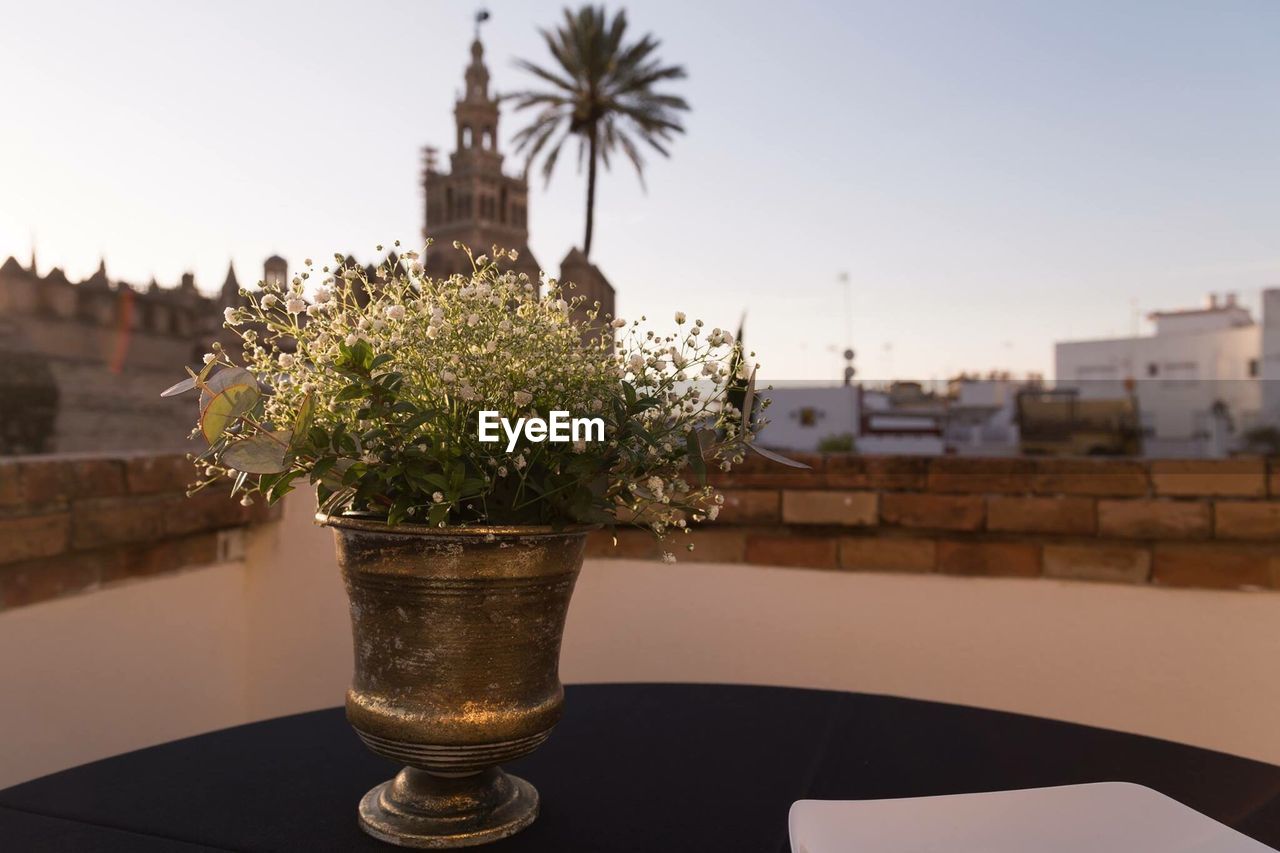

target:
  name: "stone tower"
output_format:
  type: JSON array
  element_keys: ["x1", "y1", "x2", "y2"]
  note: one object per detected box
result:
[{"x1": 422, "y1": 35, "x2": 539, "y2": 281}]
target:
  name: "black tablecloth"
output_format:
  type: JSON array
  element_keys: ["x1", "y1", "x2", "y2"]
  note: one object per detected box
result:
[{"x1": 2, "y1": 683, "x2": 1278, "y2": 852}]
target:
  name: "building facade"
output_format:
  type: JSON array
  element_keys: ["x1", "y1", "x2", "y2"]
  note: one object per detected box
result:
[
  {"x1": 0, "y1": 255, "x2": 282, "y2": 454},
  {"x1": 1055, "y1": 290, "x2": 1280, "y2": 456},
  {"x1": 420, "y1": 34, "x2": 616, "y2": 327}
]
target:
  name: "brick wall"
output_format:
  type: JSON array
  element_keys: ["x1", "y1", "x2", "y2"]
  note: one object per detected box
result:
[
  {"x1": 587, "y1": 455, "x2": 1280, "y2": 592},
  {"x1": 0, "y1": 453, "x2": 279, "y2": 611}
]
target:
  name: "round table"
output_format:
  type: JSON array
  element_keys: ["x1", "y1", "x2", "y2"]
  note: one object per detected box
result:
[{"x1": 2, "y1": 683, "x2": 1278, "y2": 852}]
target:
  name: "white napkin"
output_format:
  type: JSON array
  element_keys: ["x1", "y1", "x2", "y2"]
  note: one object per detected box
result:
[{"x1": 789, "y1": 782, "x2": 1275, "y2": 853}]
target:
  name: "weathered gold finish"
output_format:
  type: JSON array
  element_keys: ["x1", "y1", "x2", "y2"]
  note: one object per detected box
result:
[{"x1": 319, "y1": 514, "x2": 593, "y2": 848}]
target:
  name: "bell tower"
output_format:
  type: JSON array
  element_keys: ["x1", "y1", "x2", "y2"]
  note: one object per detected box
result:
[{"x1": 422, "y1": 18, "x2": 538, "y2": 281}]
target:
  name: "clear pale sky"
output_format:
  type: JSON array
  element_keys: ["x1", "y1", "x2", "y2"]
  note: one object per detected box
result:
[{"x1": 3, "y1": 0, "x2": 1278, "y2": 381}]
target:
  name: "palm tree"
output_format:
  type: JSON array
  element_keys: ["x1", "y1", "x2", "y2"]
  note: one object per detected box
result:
[{"x1": 509, "y1": 6, "x2": 688, "y2": 258}]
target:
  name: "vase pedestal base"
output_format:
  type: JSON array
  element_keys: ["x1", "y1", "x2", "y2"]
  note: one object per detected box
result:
[{"x1": 357, "y1": 766, "x2": 538, "y2": 848}]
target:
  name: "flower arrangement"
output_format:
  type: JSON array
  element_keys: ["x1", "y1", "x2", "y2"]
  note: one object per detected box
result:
[{"x1": 164, "y1": 242, "x2": 800, "y2": 557}]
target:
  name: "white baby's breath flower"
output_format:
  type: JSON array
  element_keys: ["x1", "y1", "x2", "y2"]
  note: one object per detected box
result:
[
  {"x1": 610, "y1": 318, "x2": 626, "y2": 329},
  {"x1": 467, "y1": 313, "x2": 480, "y2": 327},
  {"x1": 261, "y1": 293, "x2": 279, "y2": 307},
  {"x1": 202, "y1": 352, "x2": 216, "y2": 364},
  {"x1": 286, "y1": 297, "x2": 306, "y2": 314},
  {"x1": 306, "y1": 304, "x2": 324, "y2": 317},
  {"x1": 278, "y1": 353, "x2": 295, "y2": 368},
  {"x1": 514, "y1": 390, "x2": 533, "y2": 407},
  {"x1": 344, "y1": 333, "x2": 360, "y2": 346},
  {"x1": 432, "y1": 492, "x2": 444, "y2": 503},
  {"x1": 441, "y1": 370, "x2": 456, "y2": 383},
  {"x1": 674, "y1": 311, "x2": 686, "y2": 324},
  {"x1": 661, "y1": 552, "x2": 676, "y2": 564},
  {"x1": 314, "y1": 287, "x2": 331, "y2": 304},
  {"x1": 385, "y1": 304, "x2": 405, "y2": 321}
]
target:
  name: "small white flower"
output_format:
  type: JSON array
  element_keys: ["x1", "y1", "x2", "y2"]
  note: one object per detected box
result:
[
  {"x1": 441, "y1": 370, "x2": 456, "y2": 383},
  {"x1": 202, "y1": 352, "x2": 216, "y2": 364},
  {"x1": 611, "y1": 318, "x2": 626, "y2": 329},
  {"x1": 223, "y1": 307, "x2": 241, "y2": 325},
  {"x1": 314, "y1": 287, "x2": 332, "y2": 304},
  {"x1": 286, "y1": 297, "x2": 306, "y2": 314},
  {"x1": 514, "y1": 455, "x2": 526, "y2": 470},
  {"x1": 661, "y1": 552, "x2": 676, "y2": 564},
  {"x1": 432, "y1": 492, "x2": 444, "y2": 503},
  {"x1": 306, "y1": 304, "x2": 323, "y2": 317},
  {"x1": 499, "y1": 319, "x2": 513, "y2": 333},
  {"x1": 572, "y1": 439, "x2": 586, "y2": 452},
  {"x1": 707, "y1": 505, "x2": 720, "y2": 521},
  {"x1": 240, "y1": 495, "x2": 253, "y2": 507},
  {"x1": 647, "y1": 476, "x2": 664, "y2": 496},
  {"x1": 278, "y1": 353, "x2": 295, "y2": 368},
  {"x1": 514, "y1": 390, "x2": 533, "y2": 406},
  {"x1": 385, "y1": 304, "x2": 406, "y2": 321},
  {"x1": 344, "y1": 333, "x2": 360, "y2": 346},
  {"x1": 467, "y1": 313, "x2": 480, "y2": 327},
  {"x1": 262, "y1": 293, "x2": 279, "y2": 307},
  {"x1": 628, "y1": 353, "x2": 645, "y2": 374},
  {"x1": 674, "y1": 311, "x2": 686, "y2": 324}
]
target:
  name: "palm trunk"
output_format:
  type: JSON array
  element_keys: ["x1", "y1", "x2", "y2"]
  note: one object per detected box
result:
[{"x1": 583, "y1": 124, "x2": 598, "y2": 258}]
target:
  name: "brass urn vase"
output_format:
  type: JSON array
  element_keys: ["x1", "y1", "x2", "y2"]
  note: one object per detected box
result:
[{"x1": 320, "y1": 514, "x2": 592, "y2": 848}]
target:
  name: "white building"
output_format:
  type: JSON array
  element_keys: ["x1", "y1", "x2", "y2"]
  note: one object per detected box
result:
[
  {"x1": 755, "y1": 385, "x2": 860, "y2": 453},
  {"x1": 1055, "y1": 290, "x2": 1280, "y2": 457}
]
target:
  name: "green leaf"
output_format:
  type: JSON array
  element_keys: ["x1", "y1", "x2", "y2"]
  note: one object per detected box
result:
[
  {"x1": 746, "y1": 442, "x2": 811, "y2": 469},
  {"x1": 291, "y1": 393, "x2": 316, "y2": 451},
  {"x1": 199, "y1": 383, "x2": 260, "y2": 443},
  {"x1": 335, "y1": 384, "x2": 365, "y2": 402},
  {"x1": 685, "y1": 429, "x2": 707, "y2": 485},
  {"x1": 221, "y1": 431, "x2": 292, "y2": 474},
  {"x1": 161, "y1": 376, "x2": 198, "y2": 398}
]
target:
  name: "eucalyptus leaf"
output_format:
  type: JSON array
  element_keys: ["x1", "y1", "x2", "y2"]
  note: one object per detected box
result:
[
  {"x1": 221, "y1": 431, "x2": 293, "y2": 474},
  {"x1": 160, "y1": 376, "x2": 198, "y2": 398},
  {"x1": 199, "y1": 383, "x2": 260, "y2": 443},
  {"x1": 291, "y1": 393, "x2": 316, "y2": 451},
  {"x1": 747, "y1": 442, "x2": 811, "y2": 469}
]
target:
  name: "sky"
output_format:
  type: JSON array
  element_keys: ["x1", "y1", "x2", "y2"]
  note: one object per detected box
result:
[{"x1": 2, "y1": 0, "x2": 1278, "y2": 381}]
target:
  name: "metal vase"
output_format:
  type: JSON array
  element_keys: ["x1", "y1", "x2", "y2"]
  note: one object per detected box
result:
[{"x1": 320, "y1": 514, "x2": 591, "y2": 848}]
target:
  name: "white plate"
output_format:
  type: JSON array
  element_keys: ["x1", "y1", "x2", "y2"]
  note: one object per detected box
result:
[{"x1": 789, "y1": 782, "x2": 1276, "y2": 853}]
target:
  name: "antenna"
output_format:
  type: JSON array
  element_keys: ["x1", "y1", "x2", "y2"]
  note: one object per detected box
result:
[{"x1": 475, "y1": 8, "x2": 490, "y2": 38}]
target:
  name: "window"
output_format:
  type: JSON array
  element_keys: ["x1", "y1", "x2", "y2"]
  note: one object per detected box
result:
[
  {"x1": 1146, "y1": 362, "x2": 1158, "y2": 377},
  {"x1": 462, "y1": 126, "x2": 473, "y2": 148},
  {"x1": 1249, "y1": 358, "x2": 1260, "y2": 378}
]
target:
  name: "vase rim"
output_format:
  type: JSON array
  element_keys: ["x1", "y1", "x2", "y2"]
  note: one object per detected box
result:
[{"x1": 316, "y1": 512, "x2": 601, "y2": 538}]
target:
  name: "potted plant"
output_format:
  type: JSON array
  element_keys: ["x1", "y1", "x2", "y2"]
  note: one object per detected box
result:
[{"x1": 163, "y1": 242, "x2": 798, "y2": 847}]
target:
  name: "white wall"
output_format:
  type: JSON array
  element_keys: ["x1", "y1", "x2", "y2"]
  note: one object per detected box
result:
[{"x1": 3, "y1": 490, "x2": 1280, "y2": 787}]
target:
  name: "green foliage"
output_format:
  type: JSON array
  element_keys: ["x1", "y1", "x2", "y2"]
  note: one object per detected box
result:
[
  {"x1": 166, "y1": 243, "x2": 800, "y2": 551},
  {"x1": 817, "y1": 433, "x2": 857, "y2": 454},
  {"x1": 510, "y1": 5, "x2": 689, "y2": 255}
]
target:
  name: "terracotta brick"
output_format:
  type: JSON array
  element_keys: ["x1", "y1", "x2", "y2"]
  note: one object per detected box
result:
[
  {"x1": 927, "y1": 458, "x2": 1037, "y2": 494},
  {"x1": 585, "y1": 528, "x2": 661, "y2": 560},
  {"x1": 1214, "y1": 501, "x2": 1280, "y2": 540},
  {"x1": 987, "y1": 496, "x2": 1095, "y2": 535},
  {"x1": 936, "y1": 540, "x2": 1040, "y2": 577},
  {"x1": 1043, "y1": 543, "x2": 1150, "y2": 584},
  {"x1": 682, "y1": 530, "x2": 748, "y2": 563},
  {"x1": 881, "y1": 493, "x2": 984, "y2": 531},
  {"x1": 20, "y1": 458, "x2": 125, "y2": 505},
  {"x1": 708, "y1": 451, "x2": 822, "y2": 488},
  {"x1": 100, "y1": 533, "x2": 222, "y2": 583},
  {"x1": 72, "y1": 498, "x2": 167, "y2": 549},
  {"x1": 745, "y1": 535, "x2": 838, "y2": 569},
  {"x1": 781, "y1": 490, "x2": 877, "y2": 526},
  {"x1": 839, "y1": 537, "x2": 935, "y2": 573},
  {"x1": 163, "y1": 490, "x2": 251, "y2": 537},
  {"x1": 125, "y1": 454, "x2": 196, "y2": 495},
  {"x1": 1270, "y1": 460, "x2": 1280, "y2": 498},
  {"x1": 0, "y1": 551, "x2": 100, "y2": 608},
  {"x1": 0, "y1": 514, "x2": 71, "y2": 564},
  {"x1": 1150, "y1": 459, "x2": 1266, "y2": 498},
  {"x1": 824, "y1": 456, "x2": 930, "y2": 491},
  {"x1": 1097, "y1": 499, "x2": 1210, "y2": 539},
  {"x1": 1033, "y1": 459, "x2": 1149, "y2": 497},
  {"x1": 0, "y1": 461, "x2": 21, "y2": 507},
  {"x1": 1152, "y1": 543, "x2": 1274, "y2": 590},
  {"x1": 715, "y1": 490, "x2": 780, "y2": 524}
]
